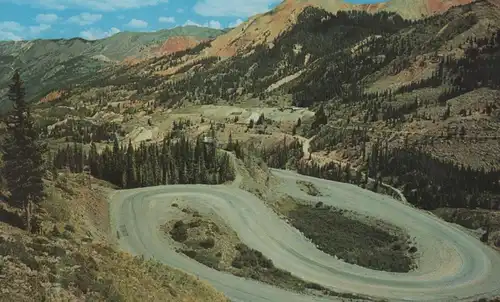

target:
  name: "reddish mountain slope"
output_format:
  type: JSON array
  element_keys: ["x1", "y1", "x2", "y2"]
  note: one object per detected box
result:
[
  {"x1": 202, "y1": 0, "x2": 477, "y2": 58},
  {"x1": 424, "y1": 0, "x2": 478, "y2": 14},
  {"x1": 152, "y1": 36, "x2": 208, "y2": 56}
]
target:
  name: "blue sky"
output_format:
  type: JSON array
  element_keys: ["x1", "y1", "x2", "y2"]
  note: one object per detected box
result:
[{"x1": 0, "y1": 0, "x2": 379, "y2": 41}]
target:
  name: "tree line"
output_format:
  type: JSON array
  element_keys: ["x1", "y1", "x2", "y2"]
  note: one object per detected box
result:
[
  {"x1": 40, "y1": 119, "x2": 124, "y2": 143},
  {"x1": 261, "y1": 137, "x2": 500, "y2": 211},
  {"x1": 51, "y1": 135, "x2": 235, "y2": 189},
  {"x1": 367, "y1": 141, "x2": 500, "y2": 210}
]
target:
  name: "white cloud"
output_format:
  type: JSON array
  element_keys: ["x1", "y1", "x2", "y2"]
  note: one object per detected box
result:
[
  {"x1": 6, "y1": 0, "x2": 170, "y2": 11},
  {"x1": 193, "y1": 0, "x2": 278, "y2": 17},
  {"x1": 159, "y1": 16, "x2": 175, "y2": 23},
  {"x1": 80, "y1": 27, "x2": 120, "y2": 40},
  {"x1": 228, "y1": 18, "x2": 243, "y2": 27},
  {"x1": 0, "y1": 20, "x2": 52, "y2": 40},
  {"x1": 0, "y1": 31, "x2": 22, "y2": 41},
  {"x1": 126, "y1": 18, "x2": 148, "y2": 28},
  {"x1": 207, "y1": 20, "x2": 221, "y2": 29},
  {"x1": 184, "y1": 19, "x2": 222, "y2": 29},
  {"x1": 176, "y1": 8, "x2": 184, "y2": 13},
  {"x1": 30, "y1": 24, "x2": 51, "y2": 35},
  {"x1": 0, "y1": 21, "x2": 24, "y2": 40},
  {"x1": 68, "y1": 13, "x2": 102, "y2": 25},
  {"x1": 35, "y1": 13, "x2": 59, "y2": 23},
  {"x1": 0, "y1": 21, "x2": 24, "y2": 32},
  {"x1": 0, "y1": 21, "x2": 51, "y2": 41},
  {"x1": 184, "y1": 20, "x2": 201, "y2": 27}
]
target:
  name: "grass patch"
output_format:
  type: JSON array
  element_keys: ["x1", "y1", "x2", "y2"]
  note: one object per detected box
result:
[
  {"x1": 0, "y1": 221, "x2": 228, "y2": 302},
  {"x1": 170, "y1": 220, "x2": 189, "y2": 242},
  {"x1": 284, "y1": 198, "x2": 415, "y2": 272},
  {"x1": 181, "y1": 249, "x2": 222, "y2": 270}
]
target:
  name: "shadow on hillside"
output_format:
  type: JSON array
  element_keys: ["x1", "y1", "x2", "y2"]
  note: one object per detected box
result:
[{"x1": 0, "y1": 202, "x2": 24, "y2": 229}]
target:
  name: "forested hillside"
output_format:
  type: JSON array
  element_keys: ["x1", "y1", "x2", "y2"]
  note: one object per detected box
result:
[
  {"x1": 153, "y1": 8, "x2": 411, "y2": 104},
  {"x1": 0, "y1": 26, "x2": 224, "y2": 109},
  {"x1": 78, "y1": 0, "x2": 498, "y2": 124}
]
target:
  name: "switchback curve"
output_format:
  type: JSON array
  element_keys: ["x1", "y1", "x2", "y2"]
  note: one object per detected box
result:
[{"x1": 109, "y1": 169, "x2": 500, "y2": 302}]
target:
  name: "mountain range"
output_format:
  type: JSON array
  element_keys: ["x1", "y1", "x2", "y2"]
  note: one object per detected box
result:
[
  {"x1": 0, "y1": 26, "x2": 225, "y2": 107},
  {"x1": 0, "y1": 0, "x2": 480, "y2": 105}
]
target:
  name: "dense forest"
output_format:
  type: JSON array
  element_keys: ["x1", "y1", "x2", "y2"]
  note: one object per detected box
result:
[
  {"x1": 366, "y1": 141, "x2": 500, "y2": 210},
  {"x1": 51, "y1": 135, "x2": 235, "y2": 189},
  {"x1": 261, "y1": 139, "x2": 500, "y2": 211}
]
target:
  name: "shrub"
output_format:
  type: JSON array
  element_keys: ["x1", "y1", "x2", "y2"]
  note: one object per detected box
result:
[{"x1": 198, "y1": 237, "x2": 215, "y2": 249}]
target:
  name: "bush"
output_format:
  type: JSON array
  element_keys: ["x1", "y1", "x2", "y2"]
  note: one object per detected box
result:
[
  {"x1": 232, "y1": 244, "x2": 274, "y2": 269},
  {"x1": 170, "y1": 221, "x2": 188, "y2": 242},
  {"x1": 198, "y1": 237, "x2": 215, "y2": 249}
]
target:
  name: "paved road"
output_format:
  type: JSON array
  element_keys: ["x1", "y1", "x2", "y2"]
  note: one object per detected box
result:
[{"x1": 109, "y1": 169, "x2": 500, "y2": 302}]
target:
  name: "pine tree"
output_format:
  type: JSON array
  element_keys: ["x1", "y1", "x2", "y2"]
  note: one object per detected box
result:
[
  {"x1": 124, "y1": 140, "x2": 136, "y2": 188},
  {"x1": 1, "y1": 71, "x2": 47, "y2": 232},
  {"x1": 312, "y1": 104, "x2": 327, "y2": 129}
]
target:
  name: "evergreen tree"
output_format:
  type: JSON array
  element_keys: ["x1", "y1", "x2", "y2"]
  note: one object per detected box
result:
[
  {"x1": 124, "y1": 140, "x2": 136, "y2": 188},
  {"x1": 312, "y1": 104, "x2": 327, "y2": 129},
  {"x1": 1, "y1": 71, "x2": 47, "y2": 232},
  {"x1": 52, "y1": 134, "x2": 234, "y2": 189}
]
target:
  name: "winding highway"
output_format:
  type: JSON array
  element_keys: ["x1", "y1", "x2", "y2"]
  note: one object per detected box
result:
[{"x1": 109, "y1": 167, "x2": 500, "y2": 302}]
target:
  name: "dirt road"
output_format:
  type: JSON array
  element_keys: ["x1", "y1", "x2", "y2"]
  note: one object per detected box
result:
[
  {"x1": 109, "y1": 168, "x2": 500, "y2": 302},
  {"x1": 296, "y1": 134, "x2": 408, "y2": 203}
]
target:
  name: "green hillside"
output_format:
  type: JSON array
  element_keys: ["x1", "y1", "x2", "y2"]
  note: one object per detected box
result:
[{"x1": 0, "y1": 26, "x2": 224, "y2": 110}]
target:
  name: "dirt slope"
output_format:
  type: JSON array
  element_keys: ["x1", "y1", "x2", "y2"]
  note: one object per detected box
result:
[
  {"x1": 0, "y1": 172, "x2": 228, "y2": 302},
  {"x1": 152, "y1": 36, "x2": 208, "y2": 56}
]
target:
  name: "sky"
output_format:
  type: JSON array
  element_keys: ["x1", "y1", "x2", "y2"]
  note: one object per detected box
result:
[{"x1": 0, "y1": 0, "x2": 380, "y2": 41}]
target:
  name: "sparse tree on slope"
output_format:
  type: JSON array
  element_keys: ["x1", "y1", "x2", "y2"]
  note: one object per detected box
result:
[{"x1": 1, "y1": 71, "x2": 47, "y2": 232}]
